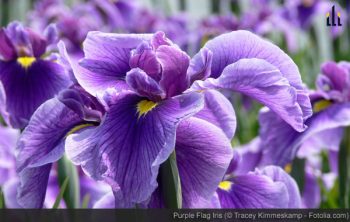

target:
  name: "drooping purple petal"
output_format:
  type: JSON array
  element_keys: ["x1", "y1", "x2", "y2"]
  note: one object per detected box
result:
[
  {"x1": 0, "y1": 59, "x2": 70, "y2": 128},
  {"x1": 66, "y1": 91, "x2": 204, "y2": 207},
  {"x1": 195, "y1": 90, "x2": 236, "y2": 139},
  {"x1": 175, "y1": 117, "x2": 233, "y2": 207},
  {"x1": 16, "y1": 95, "x2": 84, "y2": 172},
  {"x1": 194, "y1": 58, "x2": 306, "y2": 131},
  {"x1": 17, "y1": 164, "x2": 52, "y2": 208},
  {"x1": 192, "y1": 30, "x2": 312, "y2": 122}
]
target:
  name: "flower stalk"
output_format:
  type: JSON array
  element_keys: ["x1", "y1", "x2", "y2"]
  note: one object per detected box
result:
[
  {"x1": 159, "y1": 151, "x2": 182, "y2": 209},
  {"x1": 339, "y1": 127, "x2": 350, "y2": 208},
  {"x1": 57, "y1": 155, "x2": 80, "y2": 208}
]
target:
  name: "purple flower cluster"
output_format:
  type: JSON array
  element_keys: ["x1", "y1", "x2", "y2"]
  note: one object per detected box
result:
[{"x1": 0, "y1": 0, "x2": 348, "y2": 210}]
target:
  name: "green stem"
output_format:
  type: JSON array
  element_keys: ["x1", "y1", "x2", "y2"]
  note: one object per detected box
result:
[
  {"x1": 338, "y1": 127, "x2": 350, "y2": 208},
  {"x1": 57, "y1": 155, "x2": 80, "y2": 208},
  {"x1": 159, "y1": 151, "x2": 182, "y2": 209}
]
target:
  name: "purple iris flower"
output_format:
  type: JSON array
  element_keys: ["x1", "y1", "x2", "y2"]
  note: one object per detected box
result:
[
  {"x1": 258, "y1": 61, "x2": 350, "y2": 167},
  {"x1": 250, "y1": 61, "x2": 350, "y2": 207},
  {"x1": 216, "y1": 164, "x2": 301, "y2": 208},
  {"x1": 0, "y1": 124, "x2": 59, "y2": 208},
  {"x1": 92, "y1": 156, "x2": 302, "y2": 209},
  {"x1": 29, "y1": 0, "x2": 107, "y2": 56},
  {"x1": 15, "y1": 85, "x2": 105, "y2": 208},
  {"x1": 0, "y1": 22, "x2": 70, "y2": 129},
  {"x1": 16, "y1": 30, "x2": 310, "y2": 208},
  {"x1": 281, "y1": 0, "x2": 347, "y2": 37}
]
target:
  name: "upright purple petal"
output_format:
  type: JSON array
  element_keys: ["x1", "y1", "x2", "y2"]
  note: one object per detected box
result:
[
  {"x1": 77, "y1": 32, "x2": 152, "y2": 95},
  {"x1": 157, "y1": 45, "x2": 190, "y2": 98},
  {"x1": 129, "y1": 42, "x2": 161, "y2": 81},
  {"x1": 66, "y1": 91, "x2": 204, "y2": 206},
  {"x1": 125, "y1": 68, "x2": 165, "y2": 101},
  {"x1": 187, "y1": 48, "x2": 212, "y2": 84},
  {"x1": 0, "y1": 29, "x2": 16, "y2": 60}
]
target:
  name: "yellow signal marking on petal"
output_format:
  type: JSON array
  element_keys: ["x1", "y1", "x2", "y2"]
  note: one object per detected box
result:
[
  {"x1": 284, "y1": 163, "x2": 292, "y2": 174},
  {"x1": 65, "y1": 123, "x2": 94, "y2": 138},
  {"x1": 17, "y1": 57, "x2": 36, "y2": 69},
  {"x1": 137, "y1": 100, "x2": 157, "y2": 118},
  {"x1": 218, "y1": 181, "x2": 233, "y2": 191},
  {"x1": 313, "y1": 100, "x2": 332, "y2": 113}
]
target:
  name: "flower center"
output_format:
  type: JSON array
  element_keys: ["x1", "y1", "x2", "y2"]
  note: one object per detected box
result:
[
  {"x1": 218, "y1": 181, "x2": 233, "y2": 191},
  {"x1": 137, "y1": 100, "x2": 157, "y2": 118},
  {"x1": 17, "y1": 57, "x2": 36, "y2": 69},
  {"x1": 313, "y1": 100, "x2": 332, "y2": 112}
]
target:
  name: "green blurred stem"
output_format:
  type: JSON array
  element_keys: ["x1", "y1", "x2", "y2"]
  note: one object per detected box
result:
[
  {"x1": 290, "y1": 158, "x2": 306, "y2": 194},
  {"x1": 339, "y1": 127, "x2": 350, "y2": 208},
  {"x1": 57, "y1": 155, "x2": 80, "y2": 208},
  {"x1": 1, "y1": 0, "x2": 10, "y2": 26},
  {"x1": 159, "y1": 151, "x2": 182, "y2": 209}
]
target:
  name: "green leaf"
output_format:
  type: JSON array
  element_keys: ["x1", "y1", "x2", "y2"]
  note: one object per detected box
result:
[
  {"x1": 81, "y1": 194, "x2": 91, "y2": 209},
  {"x1": 159, "y1": 151, "x2": 182, "y2": 209},
  {"x1": 58, "y1": 155, "x2": 80, "y2": 208},
  {"x1": 52, "y1": 177, "x2": 69, "y2": 209},
  {"x1": 290, "y1": 158, "x2": 306, "y2": 194},
  {"x1": 0, "y1": 188, "x2": 5, "y2": 209},
  {"x1": 338, "y1": 127, "x2": 350, "y2": 208}
]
